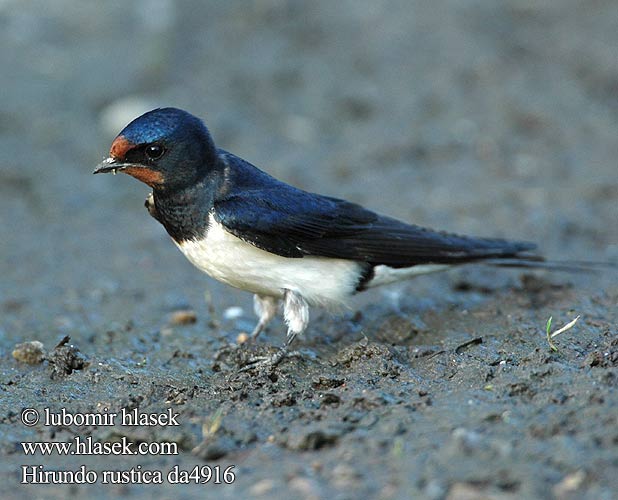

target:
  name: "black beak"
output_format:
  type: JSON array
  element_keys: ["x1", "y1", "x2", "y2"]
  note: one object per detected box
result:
[{"x1": 93, "y1": 157, "x2": 132, "y2": 175}]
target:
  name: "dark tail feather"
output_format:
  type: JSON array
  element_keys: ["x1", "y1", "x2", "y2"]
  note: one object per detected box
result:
[{"x1": 482, "y1": 257, "x2": 618, "y2": 274}]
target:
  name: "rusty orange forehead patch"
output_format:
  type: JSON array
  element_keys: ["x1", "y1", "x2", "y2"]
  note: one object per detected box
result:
[
  {"x1": 110, "y1": 135, "x2": 136, "y2": 160},
  {"x1": 123, "y1": 166, "x2": 164, "y2": 187}
]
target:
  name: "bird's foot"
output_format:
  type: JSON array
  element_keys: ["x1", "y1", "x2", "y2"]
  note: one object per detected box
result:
[{"x1": 238, "y1": 348, "x2": 302, "y2": 371}]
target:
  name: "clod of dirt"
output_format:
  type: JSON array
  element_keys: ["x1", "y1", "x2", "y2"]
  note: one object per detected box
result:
[
  {"x1": 47, "y1": 336, "x2": 89, "y2": 379},
  {"x1": 12, "y1": 340, "x2": 46, "y2": 364},
  {"x1": 318, "y1": 393, "x2": 341, "y2": 407},
  {"x1": 335, "y1": 340, "x2": 393, "y2": 366},
  {"x1": 584, "y1": 337, "x2": 618, "y2": 368},
  {"x1": 284, "y1": 424, "x2": 341, "y2": 450},
  {"x1": 372, "y1": 315, "x2": 423, "y2": 344},
  {"x1": 311, "y1": 376, "x2": 345, "y2": 389},
  {"x1": 212, "y1": 343, "x2": 281, "y2": 372},
  {"x1": 169, "y1": 309, "x2": 197, "y2": 325}
]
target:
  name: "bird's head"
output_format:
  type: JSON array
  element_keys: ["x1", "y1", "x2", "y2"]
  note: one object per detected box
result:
[{"x1": 94, "y1": 107, "x2": 218, "y2": 191}]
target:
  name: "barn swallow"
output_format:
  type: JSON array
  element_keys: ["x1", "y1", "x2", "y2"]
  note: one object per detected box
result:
[{"x1": 93, "y1": 107, "x2": 561, "y2": 367}]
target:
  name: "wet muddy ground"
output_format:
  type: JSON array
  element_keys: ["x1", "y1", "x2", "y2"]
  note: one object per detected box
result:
[{"x1": 1, "y1": 1, "x2": 617, "y2": 499}]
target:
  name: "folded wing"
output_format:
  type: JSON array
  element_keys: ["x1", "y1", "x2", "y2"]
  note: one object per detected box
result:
[{"x1": 213, "y1": 186, "x2": 537, "y2": 268}]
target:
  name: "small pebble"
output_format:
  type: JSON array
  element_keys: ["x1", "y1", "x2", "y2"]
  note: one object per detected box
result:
[
  {"x1": 553, "y1": 470, "x2": 585, "y2": 498},
  {"x1": 223, "y1": 306, "x2": 244, "y2": 320},
  {"x1": 170, "y1": 309, "x2": 197, "y2": 325},
  {"x1": 12, "y1": 341, "x2": 45, "y2": 364},
  {"x1": 250, "y1": 479, "x2": 275, "y2": 496},
  {"x1": 288, "y1": 476, "x2": 320, "y2": 500}
]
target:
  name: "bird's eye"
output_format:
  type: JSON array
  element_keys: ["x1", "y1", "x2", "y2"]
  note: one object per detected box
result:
[{"x1": 145, "y1": 144, "x2": 165, "y2": 160}]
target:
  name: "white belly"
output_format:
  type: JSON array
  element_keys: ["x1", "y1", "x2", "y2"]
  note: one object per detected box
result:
[{"x1": 175, "y1": 216, "x2": 362, "y2": 306}]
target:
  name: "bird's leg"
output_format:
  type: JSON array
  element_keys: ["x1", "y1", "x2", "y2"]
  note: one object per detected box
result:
[
  {"x1": 282, "y1": 288, "x2": 309, "y2": 347},
  {"x1": 271, "y1": 288, "x2": 309, "y2": 362},
  {"x1": 250, "y1": 294, "x2": 279, "y2": 340},
  {"x1": 240, "y1": 289, "x2": 309, "y2": 370}
]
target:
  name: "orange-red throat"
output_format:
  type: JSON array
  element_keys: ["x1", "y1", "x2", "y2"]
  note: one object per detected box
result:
[{"x1": 122, "y1": 166, "x2": 164, "y2": 187}]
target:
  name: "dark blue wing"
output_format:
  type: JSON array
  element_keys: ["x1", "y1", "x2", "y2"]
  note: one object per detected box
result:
[{"x1": 214, "y1": 152, "x2": 536, "y2": 266}]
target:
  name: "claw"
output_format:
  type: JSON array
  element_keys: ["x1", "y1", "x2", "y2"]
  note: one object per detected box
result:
[{"x1": 238, "y1": 349, "x2": 302, "y2": 371}]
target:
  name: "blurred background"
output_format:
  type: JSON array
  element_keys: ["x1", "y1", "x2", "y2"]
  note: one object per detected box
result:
[
  {"x1": 0, "y1": 0, "x2": 618, "y2": 328},
  {"x1": 1, "y1": 2, "x2": 618, "y2": 498},
  {"x1": 1, "y1": 0, "x2": 617, "y2": 349}
]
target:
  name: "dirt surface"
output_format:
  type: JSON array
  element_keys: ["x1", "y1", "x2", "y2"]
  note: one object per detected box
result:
[{"x1": 1, "y1": 1, "x2": 617, "y2": 499}]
